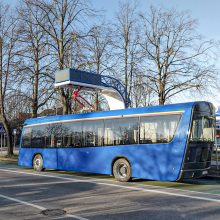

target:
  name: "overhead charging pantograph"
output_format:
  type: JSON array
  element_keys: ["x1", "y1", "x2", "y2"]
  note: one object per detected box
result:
[{"x1": 55, "y1": 68, "x2": 130, "y2": 110}]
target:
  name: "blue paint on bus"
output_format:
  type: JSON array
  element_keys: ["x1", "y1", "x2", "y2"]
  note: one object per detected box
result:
[{"x1": 18, "y1": 102, "x2": 215, "y2": 181}]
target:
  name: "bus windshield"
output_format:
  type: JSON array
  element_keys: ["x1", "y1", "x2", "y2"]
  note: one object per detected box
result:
[{"x1": 190, "y1": 115, "x2": 215, "y2": 142}]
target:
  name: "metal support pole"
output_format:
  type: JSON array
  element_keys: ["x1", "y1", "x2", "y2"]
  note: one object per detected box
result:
[
  {"x1": 3, "y1": 133, "x2": 5, "y2": 148},
  {"x1": 0, "y1": 134, "x2": 2, "y2": 154},
  {"x1": 13, "y1": 134, "x2": 16, "y2": 152},
  {"x1": 215, "y1": 136, "x2": 219, "y2": 170}
]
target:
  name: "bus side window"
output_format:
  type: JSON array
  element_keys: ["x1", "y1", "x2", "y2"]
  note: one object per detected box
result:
[
  {"x1": 69, "y1": 121, "x2": 82, "y2": 148},
  {"x1": 45, "y1": 123, "x2": 69, "y2": 148},
  {"x1": 104, "y1": 117, "x2": 139, "y2": 146},
  {"x1": 31, "y1": 126, "x2": 45, "y2": 148},
  {"x1": 140, "y1": 120, "x2": 155, "y2": 144},
  {"x1": 22, "y1": 127, "x2": 32, "y2": 147},
  {"x1": 140, "y1": 115, "x2": 181, "y2": 144},
  {"x1": 63, "y1": 135, "x2": 73, "y2": 147},
  {"x1": 104, "y1": 128, "x2": 113, "y2": 146},
  {"x1": 82, "y1": 120, "x2": 104, "y2": 147},
  {"x1": 50, "y1": 134, "x2": 56, "y2": 147}
]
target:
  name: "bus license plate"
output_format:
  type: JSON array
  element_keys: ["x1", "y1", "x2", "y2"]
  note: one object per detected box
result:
[{"x1": 202, "y1": 170, "x2": 208, "y2": 175}]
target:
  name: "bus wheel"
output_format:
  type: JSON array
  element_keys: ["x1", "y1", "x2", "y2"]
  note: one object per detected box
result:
[
  {"x1": 33, "y1": 154, "x2": 44, "y2": 172},
  {"x1": 113, "y1": 158, "x2": 131, "y2": 182}
]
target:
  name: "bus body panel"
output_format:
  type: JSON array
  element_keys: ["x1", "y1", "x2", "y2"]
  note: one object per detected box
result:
[
  {"x1": 23, "y1": 102, "x2": 194, "y2": 126},
  {"x1": 18, "y1": 101, "x2": 214, "y2": 181},
  {"x1": 55, "y1": 108, "x2": 192, "y2": 181},
  {"x1": 18, "y1": 144, "x2": 185, "y2": 181},
  {"x1": 56, "y1": 143, "x2": 185, "y2": 181},
  {"x1": 18, "y1": 140, "x2": 186, "y2": 181},
  {"x1": 18, "y1": 148, "x2": 58, "y2": 169}
]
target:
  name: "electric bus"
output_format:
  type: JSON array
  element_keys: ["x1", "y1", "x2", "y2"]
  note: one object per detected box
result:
[{"x1": 18, "y1": 101, "x2": 215, "y2": 182}]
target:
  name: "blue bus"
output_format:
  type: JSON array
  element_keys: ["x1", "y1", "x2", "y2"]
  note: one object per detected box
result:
[{"x1": 18, "y1": 101, "x2": 215, "y2": 182}]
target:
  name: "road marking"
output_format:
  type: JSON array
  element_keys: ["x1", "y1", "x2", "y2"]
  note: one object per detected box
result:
[
  {"x1": 1, "y1": 167, "x2": 220, "y2": 198},
  {"x1": 0, "y1": 190, "x2": 89, "y2": 220},
  {"x1": 5, "y1": 167, "x2": 219, "y2": 199},
  {"x1": 48, "y1": 214, "x2": 88, "y2": 220},
  {"x1": 0, "y1": 193, "x2": 89, "y2": 220},
  {"x1": 66, "y1": 214, "x2": 89, "y2": 220},
  {"x1": 0, "y1": 180, "x2": 78, "y2": 188},
  {"x1": 0, "y1": 193, "x2": 45, "y2": 210},
  {"x1": 0, "y1": 168, "x2": 81, "y2": 182},
  {"x1": 1, "y1": 168, "x2": 220, "y2": 203}
]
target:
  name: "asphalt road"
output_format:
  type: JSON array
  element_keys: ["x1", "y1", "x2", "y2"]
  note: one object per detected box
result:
[{"x1": 1, "y1": 163, "x2": 220, "y2": 220}]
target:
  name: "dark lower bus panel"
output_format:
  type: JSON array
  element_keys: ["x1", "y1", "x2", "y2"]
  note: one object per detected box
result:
[{"x1": 179, "y1": 142, "x2": 213, "y2": 180}]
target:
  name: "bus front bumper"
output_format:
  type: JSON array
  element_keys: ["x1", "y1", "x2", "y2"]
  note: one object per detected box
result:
[{"x1": 179, "y1": 168, "x2": 210, "y2": 180}]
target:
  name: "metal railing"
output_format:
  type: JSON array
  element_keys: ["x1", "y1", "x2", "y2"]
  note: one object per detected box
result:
[
  {"x1": 213, "y1": 137, "x2": 219, "y2": 170},
  {"x1": 101, "y1": 75, "x2": 131, "y2": 108}
]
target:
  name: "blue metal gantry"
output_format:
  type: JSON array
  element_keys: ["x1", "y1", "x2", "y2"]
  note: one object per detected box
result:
[{"x1": 54, "y1": 68, "x2": 131, "y2": 110}]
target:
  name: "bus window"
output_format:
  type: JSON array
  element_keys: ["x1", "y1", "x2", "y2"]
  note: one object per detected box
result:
[
  {"x1": 140, "y1": 114, "x2": 181, "y2": 144},
  {"x1": 44, "y1": 123, "x2": 68, "y2": 148},
  {"x1": 104, "y1": 117, "x2": 139, "y2": 146},
  {"x1": 32, "y1": 126, "x2": 45, "y2": 148},
  {"x1": 53, "y1": 123, "x2": 68, "y2": 148},
  {"x1": 82, "y1": 120, "x2": 104, "y2": 147},
  {"x1": 190, "y1": 116, "x2": 215, "y2": 142},
  {"x1": 104, "y1": 127, "x2": 113, "y2": 145},
  {"x1": 44, "y1": 124, "x2": 55, "y2": 147},
  {"x1": 65, "y1": 122, "x2": 82, "y2": 147},
  {"x1": 22, "y1": 127, "x2": 32, "y2": 147}
]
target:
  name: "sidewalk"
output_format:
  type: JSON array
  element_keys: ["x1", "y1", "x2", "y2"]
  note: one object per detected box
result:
[
  {"x1": 208, "y1": 163, "x2": 220, "y2": 178},
  {"x1": 0, "y1": 148, "x2": 18, "y2": 155},
  {"x1": 0, "y1": 148, "x2": 18, "y2": 163}
]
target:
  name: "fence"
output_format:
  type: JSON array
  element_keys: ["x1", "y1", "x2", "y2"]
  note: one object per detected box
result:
[
  {"x1": 0, "y1": 134, "x2": 20, "y2": 154},
  {"x1": 213, "y1": 141, "x2": 220, "y2": 170}
]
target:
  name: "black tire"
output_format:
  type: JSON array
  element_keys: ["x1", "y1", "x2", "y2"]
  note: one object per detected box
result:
[
  {"x1": 113, "y1": 158, "x2": 132, "y2": 182},
  {"x1": 33, "y1": 154, "x2": 44, "y2": 172}
]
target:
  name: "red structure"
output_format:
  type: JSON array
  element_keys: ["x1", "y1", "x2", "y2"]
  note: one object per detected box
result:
[{"x1": 72, "y1": 88, "x2": 94, "y2": 110}]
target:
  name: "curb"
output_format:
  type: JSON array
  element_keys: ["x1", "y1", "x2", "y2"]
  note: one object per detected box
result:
[
  {"x1": 0, "y1": 157, "x2": 17, "y2": 163},
  {"x1": 204, "y1": 175, "x2": 220, "y2": 180}
]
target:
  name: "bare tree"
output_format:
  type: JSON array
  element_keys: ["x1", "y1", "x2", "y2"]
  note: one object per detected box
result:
[
  {"x1": 140, "y1": 7, "x2": 218, "y2": 105},
  {"x1": 113, "y1": 1, "x2": 140, "y2": 107},
  {"x1": 5, "y1": 91, "x2": 32, "y2": 131},
  {"x1": 16, "y1": 0, "x2": 54, "y2": 118},
  {"x1": 132, "y1": 73, "x2": 156, "y2": 107},
  {"x1": 6, "y1": 91, "x2": 31, "y2": 120},
  {"x1": 0, "y1": 3, "x2": 18, "y2": 156},
  {"x1": 84, "y1": 23, "x2": 113, "y2": 110},
  {"x1": 27, "y1": 0, "x2": 95, "y2": 114}
]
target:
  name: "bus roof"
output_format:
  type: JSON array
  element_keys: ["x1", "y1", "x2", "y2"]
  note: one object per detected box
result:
[{"x1": 23, "y1": 101, "x2": 207, "y2": 126}]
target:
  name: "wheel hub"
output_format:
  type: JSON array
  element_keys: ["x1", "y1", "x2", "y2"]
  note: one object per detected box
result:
[
  {"x1": 35, "y1": 159, "x2": 40, "y2": 167},
  {"x1": 119, "y1": 165, "x2": 127, "y2": 177}
]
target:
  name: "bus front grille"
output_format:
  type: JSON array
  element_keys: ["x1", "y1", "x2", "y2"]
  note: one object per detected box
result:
[{"x1": 182, "y1": 142, "x2": 213, "y2": 170}]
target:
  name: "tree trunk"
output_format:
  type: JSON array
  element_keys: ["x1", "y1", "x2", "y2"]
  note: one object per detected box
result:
[
  {"x1": 32, "y1": 106, "x2": 38, "y2": 118},
  {"x1": 159, "y1": 92, "x2": 165, "y2": 105},
  {"x1": 32, "y1": 74, "x2": 38, "y2": 118},
  {"x1": 59, "y1": 88, "x2": 70, "y2": 115},
  {"x1": 0, "y1": 38, "x2": 12, "y2": 156},
  {"x1": 32, "y1": 45, "x2": 39, "y2": 118},
  {"x1": 125, "y1": 34, "x2": 128, "y2": 106},
  {"x1": 1, "y1": 117, "x2": 13, "y2": 156},
  {"x1": 6, "y1": 126, "x2": 13, "y2": 156},
  {"x1": 94, "y1": 92, "x2": 99, "y2": 111}
]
